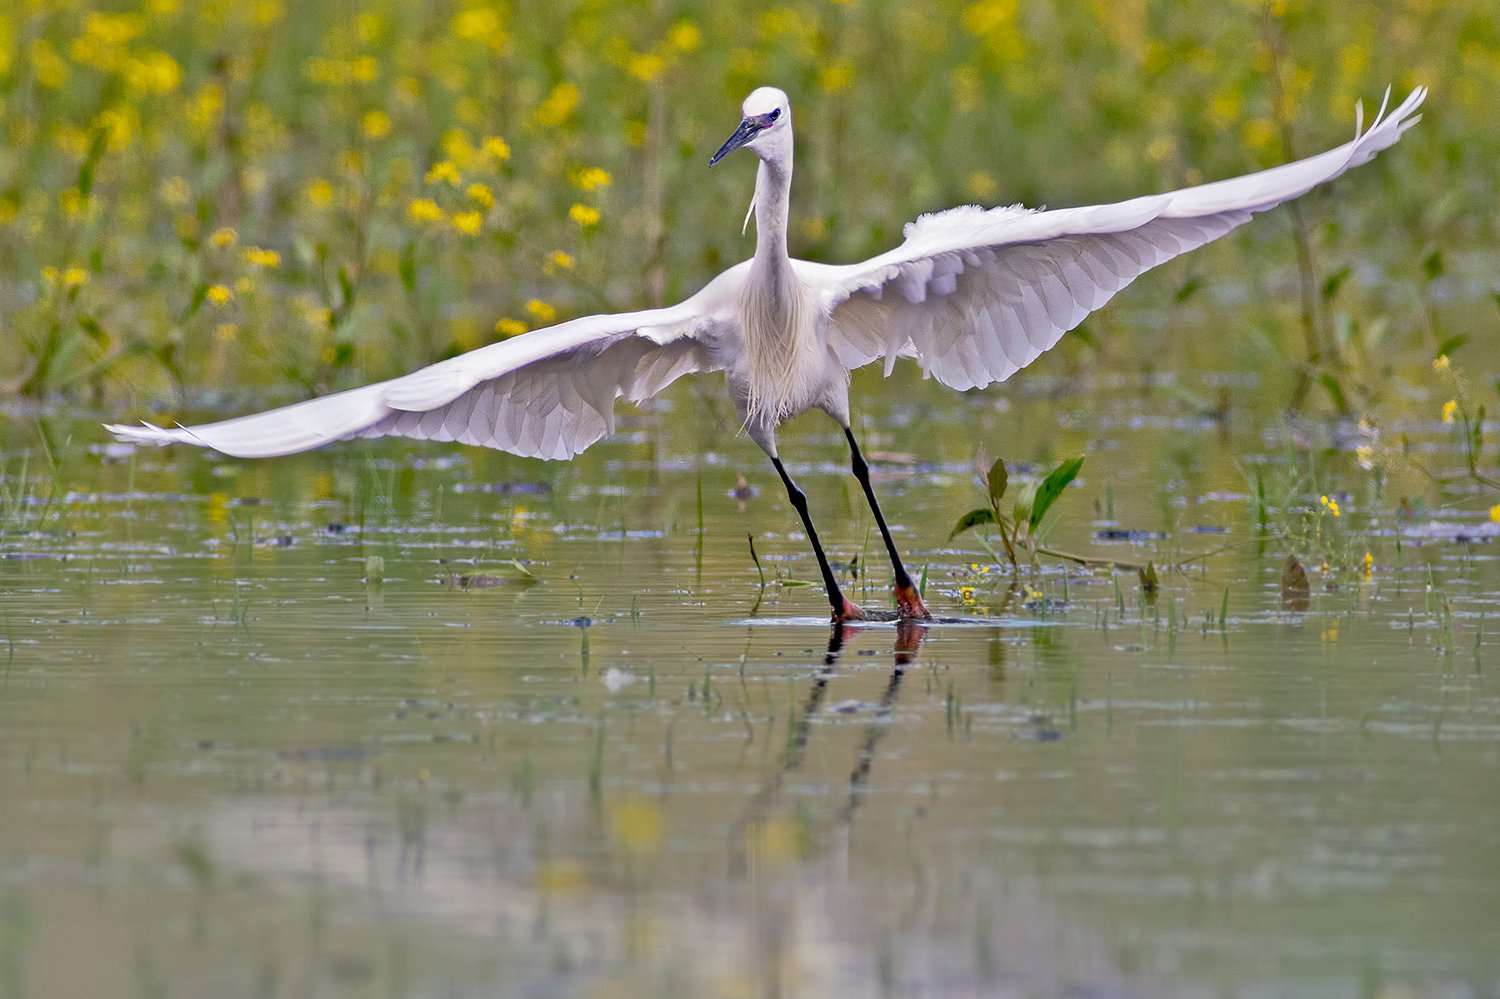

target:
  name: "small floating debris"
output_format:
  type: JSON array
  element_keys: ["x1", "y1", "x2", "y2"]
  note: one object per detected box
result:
[
  {"x1": 1095, "y1": 528, "x2": 1168, "y2": 541},
  {"x1": 601, "y1": 668, "x2": 637, "y2": 693}
]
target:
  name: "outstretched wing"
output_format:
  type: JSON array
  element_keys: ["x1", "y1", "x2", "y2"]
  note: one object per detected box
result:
[
  {"x1": 106, "y1": 297, "x2": 732, "y2": 461},
  {"x1": 814, "y1": 87, "x2": 1426, "y2": 391}
]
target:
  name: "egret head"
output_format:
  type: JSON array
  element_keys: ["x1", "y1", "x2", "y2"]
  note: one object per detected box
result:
[{"x1": 709, "y1": 87, "x2": 792, "y2": 166}]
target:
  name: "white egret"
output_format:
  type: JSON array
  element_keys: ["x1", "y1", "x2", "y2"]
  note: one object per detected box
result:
[{"x1": 108, "y1": 85, "x2": 1426, "y2": 622}]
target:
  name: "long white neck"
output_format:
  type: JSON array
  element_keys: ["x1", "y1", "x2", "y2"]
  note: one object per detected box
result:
[
  {"x1": 739, "y1": 140, "x2": 813, "y2": 424},
  {"x1": 751, "y1": 148, "x2": 792, "y2": 269}
]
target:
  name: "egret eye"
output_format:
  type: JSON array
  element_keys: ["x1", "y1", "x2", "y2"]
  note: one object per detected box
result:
[{"x1": 768, "y1": 108, "x2": 781, "y2": 122}]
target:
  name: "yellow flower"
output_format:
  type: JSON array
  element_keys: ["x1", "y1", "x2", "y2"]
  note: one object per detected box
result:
[
  {"x1": 1432, "y1": 353, "x2": 1450, "y2": 372},
  {"x1": 1354, "y1": 445, "x2": 1374, "y2": 469},
  {"x1": 482, "y1": 136, "x2": 512, "y2": 162},
  {"x1": 1490, "y1": 505, "x2": 1500, "y2": 524},
  {"x1": 817, "y1": 59, "x2": 855, "y2": 93},
  {"x1": 543, "y1": 250, "x2": 574, "y2": 274},
  {"x1": 669, "y1": 21, "x2": 702, "y2": 52},
  {"x1": 361, "y1": 109, "x2": 391, "y2": 139},
  {"x1": 525, "y1": 298, "x2": 556, "y2": 323},
  {"x1": 534, "y1": 82, "x2": 580, "y2": 128},
  {"x1": 408, "y1": 198, "x2": 444, "y2": 224},
  {"x1": 42, "y1": 266, "x2": 88, "y2": 289},
  {"x1": 1364, "y1": 551, "x2": 1374, "y2": 570},
  {"x1": 206, "y1": 284, "x2": 233, "y2": 307},
  {"x1": 1442, "y1": 399, "x2": 1459, "y2": 425},
  {"x1": 495, "y1": 318, "x2": 528, "y2": 337},
  {"x1": 568, "y1": 203, "x2": 600, "y2": 228},
  {"x1": 965, "y1": 171, "x2": 999, "y2": 202},
  {"x1": 124, "y1": 51, "x2": 182, "y2": 94},
  {"x1": 306, "y1": 178, "x2": 334, "y2": 208},
  {"x1": 209, "y1": 227, "x2": 238, "y2": 248},
  {"x1": 466, "y1": 182, "x2": 494, "y2": 208},
  {"x1": 627, "y1": 52, "x2": 667, "y2": 83},
  {"x1": 450, "y1": 210, "x2": 483, "y2": 235},
  {"x1": 425, "y1": 160, "x2": 462, "y2": 186},
  {"x1": 1319, "y1": 495, "x2": 1341, "y2": 518},
  {"x1": 242, "y1": 247, "x2": 281, "y2": 268},
  {"x1": 571, "y1": 166, "x2": 612, "y2": 192}
]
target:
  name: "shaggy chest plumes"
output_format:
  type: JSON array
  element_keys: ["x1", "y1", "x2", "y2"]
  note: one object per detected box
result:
[{"x1": 737, "y1": 258, "x2": 821, "y2": 423}]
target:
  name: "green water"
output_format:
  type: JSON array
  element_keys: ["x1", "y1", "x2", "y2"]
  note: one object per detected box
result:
[{"x1": 2, "y1": 358, "x2": 1498, "y2": 998}]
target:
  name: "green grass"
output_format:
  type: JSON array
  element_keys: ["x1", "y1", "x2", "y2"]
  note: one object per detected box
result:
[{"x1": 0, "y1": 0, "x2": 1488, "y2": 410}]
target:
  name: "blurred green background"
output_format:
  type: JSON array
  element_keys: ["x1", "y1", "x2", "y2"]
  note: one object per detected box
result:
[{"x1": 0, "y1": 0, "x2": 1489, "y2": 410}]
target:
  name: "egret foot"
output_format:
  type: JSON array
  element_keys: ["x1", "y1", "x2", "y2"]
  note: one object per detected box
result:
[
  {"x1": 894, "y1": 583, "x2": 931, "y2": 620},
  {"x1": 834, "y1": 596, "x2": 868, "y2": 623}
]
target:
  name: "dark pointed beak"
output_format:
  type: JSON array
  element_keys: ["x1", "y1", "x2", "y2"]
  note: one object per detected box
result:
[{"x1": 709, "y1": 118, "x2": 758, "y2": 166}]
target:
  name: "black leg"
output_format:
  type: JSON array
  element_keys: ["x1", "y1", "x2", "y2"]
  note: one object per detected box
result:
[
  {"x1": 771, "y1": 457, "x2": 860, "y2": 620},
  {"x1": 844, "y1": 427, "x2": 930, "y2": 618}
]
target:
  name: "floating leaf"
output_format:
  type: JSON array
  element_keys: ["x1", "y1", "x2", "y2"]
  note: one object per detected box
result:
[
  {"x1": 948, "y1": 507, "x2": 997, "y2": 541},
  {"x1": 1028, "y1": 456, "x2": 1085, "y2": 534},
  {"x1": 1280, "y1": 554, "x2": 1311, "y2": 611},
  {"x1": 986, "y1": 458, "x2": 1008, "y2": 507}
]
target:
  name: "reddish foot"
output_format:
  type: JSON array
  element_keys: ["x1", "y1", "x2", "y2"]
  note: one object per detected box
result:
[
  {"x1": 834, "y1": 596, "x2": 867, "y2": 622},
  {"x1": 895, "y1": 583, "x2": 931, "y2": 620}
]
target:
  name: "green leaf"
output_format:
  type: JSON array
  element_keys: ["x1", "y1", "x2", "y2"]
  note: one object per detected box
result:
[
  {"x1": 1423, "y1": 249, "x2": 1445, "y2": 282},
  {"x1": 1028, "y1": 456, "x2": 1084, "y2": 535},
  {"x1": 1320, "y1": 373, "x2": 1348, "y2": 413},
  {"x1": 986, "y1": 458, "x2": 1008, "y2": 507},
  {"x1": 1435, "y1": 334, "x2": 1469, "y2": 358},
  {"x1": 1174, "y1": 274, "x2": 1204, "y2": 303},
  {"x1": 1321, "y1": 266, "x2": 1351, "y2": 301},
  {"x1": 947, "y1": 507, "x2": 997, "y2": 542}
]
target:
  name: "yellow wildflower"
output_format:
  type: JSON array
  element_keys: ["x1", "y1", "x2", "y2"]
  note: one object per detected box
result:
[
  {"x1": 210, "y1": 227, "x2": 238, "y2": 249},
  {"x1": 1354, "y1": 445, "x2": 1374, "y2": 469},
  {"x1": 1319, "y1": 495, "x2": 1341, "y2": 518},
  {"x1": 669, "y1": 21, "x2": 702, "y2": 51},
  {"x1": 1442, "y1": 399, "x2": 1459, "y2": 425},
  {"x1": 627, "y1": 52, "x2": 667, "y2": 83},
  {"x1": 306, "y1": 178, "x2": 334, "y2": 208},
  {"x1": 408, "y1": 198, "x2": 444, "y2": 224},
  {"x1": 568, "y1": 203, "x2": 600, "y2": 228},
  {"x1": 543, "y1": 250, "x2": 574, "y2": 275},
  {"x1": 1491, "y1": 505, "x2": 1500, "y2": 524},
  {"x1": 525, "y1": 299, "x2": 556, "y2": 323},
  {"x1": 243, "y1": 247, "x2": 281, "y2": 268},
  {"x1": 481, "y1": 136, "x2": 511, "y2": 162},
  {"x1": 495, "y1": 318, "x2": 528, "y2": 337},
  {"x1": 124, "y1": 51, "x2": 182, "y2": 94},
  {"x1": 572, "y1": 166, "x2": 612, "y2": 192},
  {"x1": 965, "y1": 171, "x2": 999, "y2": 202},
  {"x1": 466, "y1": 182, "x2": 495, "y2": 208},
  {"x1": 817, "y1": 59, "x2": 855, "y2": 93},
  {"x1": 1364, "y1": 551, "x2": 1374, "y2": 570},
  {"x1": 361, "y1": 109, "x2": 392, "y2": 140},
  {"x1": 534, "y1": 82, "x2": 580, "y2": 127},
  {"x1": 450, "y1": 210, "x2": 483, "y2": 235},
  {"x1": 425, "y1": 160, "x2": 462, "y2": 186},
  {"x1": 206, "y1": 284, "x2": 233, "y2": 307},
  {"x1": 1432, "y1": 353, "x2": 1450, "y2": 372}
]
